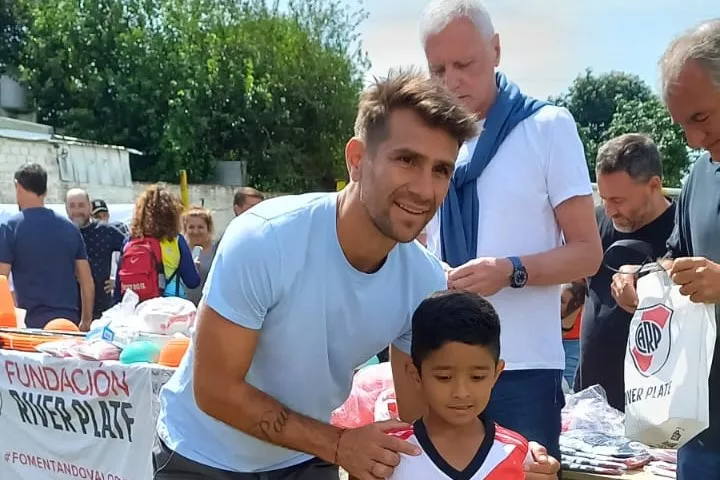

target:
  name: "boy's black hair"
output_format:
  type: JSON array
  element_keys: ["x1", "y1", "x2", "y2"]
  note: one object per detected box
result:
[
  {"x1": 14, "y1": 163, "x2": 47, "y2": 196},
  {"x1": 411, "y1": 290, "x2": 501, "y2": 372}
]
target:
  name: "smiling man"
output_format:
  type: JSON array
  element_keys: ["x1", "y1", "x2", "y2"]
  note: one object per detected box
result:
[
  {"x1": 154, "y1": 70, "x2": 559, "y2": 480},
  {"x1": 155, "y1": 70, "x2": 473, "y2": 480}
]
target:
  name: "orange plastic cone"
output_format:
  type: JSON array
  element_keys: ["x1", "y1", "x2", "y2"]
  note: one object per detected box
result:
[
  {"x1": 0, "y1": 275, "x2": 17, "y2": 328},
  {"x1": 158, "y1": 336, "x2": 190, "y2": 367}
]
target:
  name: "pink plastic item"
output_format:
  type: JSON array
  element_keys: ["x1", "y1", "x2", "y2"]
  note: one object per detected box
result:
[
  {"x1": 36, "y1": 339, "x2": 84, "y2": 358},
  {"x1": 331, "y1": 363, "x2": 396, "y2": 428},
  {"x1": 69, "y1": 339, "x2": 122, "y2": 361}
]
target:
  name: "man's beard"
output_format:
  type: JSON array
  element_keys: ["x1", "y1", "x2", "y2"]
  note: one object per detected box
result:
[{"x1": 72, "y1": 216, "x2": 90, "y2": 227}]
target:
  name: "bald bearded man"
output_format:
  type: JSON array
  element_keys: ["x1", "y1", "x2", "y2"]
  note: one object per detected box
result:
[{"x1": 66, "y1": 188, "x2": 126, "y2": 320}]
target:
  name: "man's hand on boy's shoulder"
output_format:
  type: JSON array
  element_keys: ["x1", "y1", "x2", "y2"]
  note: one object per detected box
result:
[
  {"x1": 525, "y1": 442, "x2": 560, "y2": 479},
  {"x1": 337, "y1": 419, "x2": 420, "y2": 480}
]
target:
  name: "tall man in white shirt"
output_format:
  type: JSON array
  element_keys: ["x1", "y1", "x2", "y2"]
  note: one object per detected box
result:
[{"x1": 420, "y1": 0, "x2": 603, "y2": 463}]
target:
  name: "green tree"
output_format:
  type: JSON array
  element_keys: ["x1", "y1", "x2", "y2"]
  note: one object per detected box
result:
[
  {"x1": 553, "y1": 69, "x2": 690, "y2": 186},
  {"x1": 14, "y1": 0, "x2": 367, "y2": 191},
  {"x1": 0, "y1": 0, "x2": 27, "y2": 75},
  {"x1": 552, "y1": 70, "x2": 654, "y2": 173}
]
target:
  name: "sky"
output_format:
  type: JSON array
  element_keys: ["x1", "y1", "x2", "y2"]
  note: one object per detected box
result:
[{"x1": 354, "y1": 0, "x2": 719, "y2": 99}]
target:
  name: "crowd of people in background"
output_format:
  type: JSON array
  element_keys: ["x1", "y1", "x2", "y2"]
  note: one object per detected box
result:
[{"x1": 0, "y1": 161, "x2": 267, "y2": 331}]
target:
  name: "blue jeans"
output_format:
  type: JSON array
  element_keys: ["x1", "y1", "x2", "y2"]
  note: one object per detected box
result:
[
  {"x1": 677, "y1": 437, "x2": 720, "y2": 480},
  {"x1": 484, "y1": 369, "x2": 565, "y2": 465},
  {"x1": 562, "y1": 340, "x2": 580, "y2": 387}
]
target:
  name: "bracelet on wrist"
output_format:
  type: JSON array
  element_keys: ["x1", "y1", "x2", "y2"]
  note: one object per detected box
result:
[{"x1": 333, "y1": 428, "x2": 347, "y2": 465}]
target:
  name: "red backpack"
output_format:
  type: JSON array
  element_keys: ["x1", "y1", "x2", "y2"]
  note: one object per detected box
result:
[{"x1": 117, "y1": 237, "x2": 164, "y2": 301}]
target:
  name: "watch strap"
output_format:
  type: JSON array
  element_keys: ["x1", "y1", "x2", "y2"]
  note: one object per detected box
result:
[{"x1": 507, "y1": 256, "x2": 526, "y2": 288}]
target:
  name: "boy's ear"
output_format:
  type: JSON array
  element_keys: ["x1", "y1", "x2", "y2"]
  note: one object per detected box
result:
[
  {"x1": 405, "y1": 360, "x2": 422, "y2": 387},
  {"x1": 493, "y1": 359, "x2": 505, "y2": 384}
]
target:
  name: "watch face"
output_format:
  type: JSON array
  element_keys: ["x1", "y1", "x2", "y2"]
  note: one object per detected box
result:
[{"x1": 513, "y1": 270, "x2": 528, "y2": 287}]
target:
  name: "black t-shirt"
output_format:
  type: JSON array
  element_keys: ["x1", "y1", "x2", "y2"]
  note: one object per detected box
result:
[
  {"x1": 80, "y1": 221, "x2": 127, "y2": 319},
  {"x1": 575, "y1": 203, "x2": 676, "y2": 411}
]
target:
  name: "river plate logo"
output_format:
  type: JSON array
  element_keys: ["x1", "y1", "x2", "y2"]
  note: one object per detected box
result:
[{"x1": 629, "y1": 303, "x2": 673, "y2": 377}]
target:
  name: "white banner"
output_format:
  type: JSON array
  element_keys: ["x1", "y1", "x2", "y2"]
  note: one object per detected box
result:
[{"x1": 0, "y1": 351, "x2": 154, "y2": 480}]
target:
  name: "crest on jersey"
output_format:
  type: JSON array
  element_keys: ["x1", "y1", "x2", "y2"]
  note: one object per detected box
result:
[{"x1": 629, "y1": 303, "x2": 673, "y2": 377}]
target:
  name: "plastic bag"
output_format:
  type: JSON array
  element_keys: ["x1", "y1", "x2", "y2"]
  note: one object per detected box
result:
[
  {"x1": 68, "y1": 339, "x2": 122, "y2": 361},
  {"x1": 624, "y1": 267, "x2": 717, "y2": 449},
  {"x1": 36, "y1": 338, "x2": 84, "y2": 358},
  {"x1": 87, "y1": 289, "x2": 142, "y2": 347},
  {"x1": 562, "y1": 385, "x2": 625, "y2": 437},
  {"x1": 96, "y1": 288, "x2": 140, "y2": 326},
  {"x1": 373, "y1": 388, "x2": 398, "y2": 422},
  {"x1": 331, "y1": 362, "x2": 395, "y2": 428},
  {"x1": 135, "y1": 296, "x2": 197, "y2": 335}
]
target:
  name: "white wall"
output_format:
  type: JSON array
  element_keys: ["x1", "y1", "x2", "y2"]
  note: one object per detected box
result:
[{"x1": 0, "y1": 135, "x2": 238, "y2": 235}]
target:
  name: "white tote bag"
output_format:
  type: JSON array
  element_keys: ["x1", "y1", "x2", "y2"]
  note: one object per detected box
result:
[{"x1": 624, "y1": 265, "x2": 716, "y2": 448}]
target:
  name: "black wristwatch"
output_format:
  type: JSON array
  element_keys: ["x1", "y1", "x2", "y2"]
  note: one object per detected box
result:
[{"x1": 508, "y1": 256, "x2": 528, "y2": 289}]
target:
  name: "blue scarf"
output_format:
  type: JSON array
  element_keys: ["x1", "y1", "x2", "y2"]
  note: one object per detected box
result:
[{"x1": 440, "y1": 72, "x2": 548, "y2": 267}]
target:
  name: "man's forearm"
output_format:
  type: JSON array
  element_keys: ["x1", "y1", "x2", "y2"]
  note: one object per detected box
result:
[
  {"x1": 80, "y1": 282, "x2": 94, "y2": 322},
  {"x1": 196, "y1": 381, "x2": 343, "y2": 463},
  {"x1": 522, "y1": 242, "x2": 602, "y2": 287}
]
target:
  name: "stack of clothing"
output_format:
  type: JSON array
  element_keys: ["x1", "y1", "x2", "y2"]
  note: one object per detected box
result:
[
  {"x1": 645, "y1": 449, "x2": 677, "y2": 479},
  {"x1": 560, "y1": 430, "x2": 651, "y2": 476}
]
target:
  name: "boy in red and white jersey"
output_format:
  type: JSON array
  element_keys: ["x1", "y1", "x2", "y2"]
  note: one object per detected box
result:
[{"x1": 388, "y1": 290, "x2": 531, "y2": 479}]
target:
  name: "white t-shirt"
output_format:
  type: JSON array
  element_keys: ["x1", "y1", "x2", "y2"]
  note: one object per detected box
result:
[
  {"x1": 427, "y1": 106, "x2": 592, "y2": 370},
  {"x1": 388, "y1": 419, "x2": 530, "y2": 480}
]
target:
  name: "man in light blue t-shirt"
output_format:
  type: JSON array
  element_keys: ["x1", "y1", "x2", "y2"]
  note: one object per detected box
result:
[{"x1": 155, "y1": 71, "x2": 559, "y2": 480}]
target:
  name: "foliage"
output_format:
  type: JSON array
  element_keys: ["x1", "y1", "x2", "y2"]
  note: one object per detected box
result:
[
  {"x1": 552, "y1": 69, "x2": 690, "y2": 186},
  {"x1": 13, "y1": 0, "x2": 368, "y2": 191},
  {"x1": 0, "y1": 0, "x2": 27, "y2": 75},
  {"x1": 605, "y1": 96, "x2": 690, "y2": 187}
]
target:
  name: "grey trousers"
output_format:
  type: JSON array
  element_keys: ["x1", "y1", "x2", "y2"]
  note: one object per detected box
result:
[{"x1": 153, "y1": 440, "x2": 340, "y2": 480}]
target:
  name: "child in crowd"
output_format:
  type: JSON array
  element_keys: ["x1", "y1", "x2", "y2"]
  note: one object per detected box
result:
[{"x1": 388, "y1": 290, "x2": 530, "y2": 479}]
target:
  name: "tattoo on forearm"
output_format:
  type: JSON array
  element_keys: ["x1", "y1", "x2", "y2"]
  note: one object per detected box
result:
[{"x1": 256, "y1": 408, "x2": 290, "y2": 441}]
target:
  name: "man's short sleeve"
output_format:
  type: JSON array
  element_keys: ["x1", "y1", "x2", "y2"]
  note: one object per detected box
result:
[
  {"x1": 392, "y1": 328, "x2": 412, "y2": 355},
  {"x1": 0, "y1": 222, "x2": 15, "y2": 265},
  {"x1": 391, "y1": 259, "x2": 447, "y2": 355},
  {"x1": 202, "y1": 213, "x2": 281, "y2": 330},
  {"x1": 544, "y1": 107, "x2": 593, "y2": 208}
]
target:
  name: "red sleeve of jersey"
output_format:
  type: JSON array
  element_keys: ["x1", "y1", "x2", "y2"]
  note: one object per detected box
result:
[
  {"x1": 495, "y1": 425, "x2": 529, "y2": 451},
  {"x1": 486, "y1": 425, "x2": 530, "y2": 480}
]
